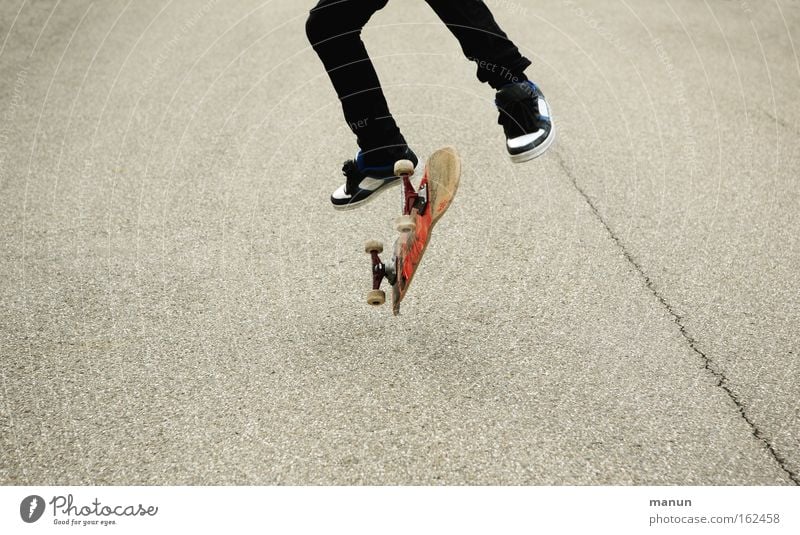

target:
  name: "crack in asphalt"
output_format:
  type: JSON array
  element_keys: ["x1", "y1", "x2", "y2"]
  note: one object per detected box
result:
[{"x1": 555, "y1": 153, "x2": 800, "y2": 485}]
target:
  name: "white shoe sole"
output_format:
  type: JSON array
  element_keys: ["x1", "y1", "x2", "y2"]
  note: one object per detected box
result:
[
  {"x1": 331, "y1": 176, "x2": 402, "y2": 212},
  {"x1": 508, "y1": 123, "x2": 557, "y2": 164}
]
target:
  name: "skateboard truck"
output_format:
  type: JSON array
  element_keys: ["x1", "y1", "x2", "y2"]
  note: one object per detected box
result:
[
  {"x1": 365, "y1": 240, "x2": 395, "y2": 306},
  {"x1": 393, "y1": 159, "x2": 426, "y2": 233}
]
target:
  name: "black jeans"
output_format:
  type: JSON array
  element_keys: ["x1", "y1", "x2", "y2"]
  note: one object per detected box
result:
[{"x1": 306, "y1": 0, "x2": 531, "y2": 154}]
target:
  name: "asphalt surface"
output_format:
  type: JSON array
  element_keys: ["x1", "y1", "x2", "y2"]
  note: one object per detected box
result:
[{"x1": 0, "y1": 0, "x2": 798, "y2": 485}]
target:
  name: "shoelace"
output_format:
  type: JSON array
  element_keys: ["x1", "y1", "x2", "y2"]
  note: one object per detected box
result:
[{"x1": 341, "y1": 159, "x2": 362, "y2": 195}]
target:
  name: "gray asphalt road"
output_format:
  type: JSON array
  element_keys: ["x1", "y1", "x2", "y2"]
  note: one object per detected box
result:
[{"x1": 1, "y1": 0, "x2": 798, "y2": 485}]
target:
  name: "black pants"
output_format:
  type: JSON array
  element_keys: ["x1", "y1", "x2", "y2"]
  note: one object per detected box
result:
[{"x1": 306, "y1": 0, "x2": 531, "y2": 153}]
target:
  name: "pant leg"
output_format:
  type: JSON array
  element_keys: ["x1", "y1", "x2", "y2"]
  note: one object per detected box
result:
[
  {"x1": 306, "y1": 0, "x2": 402, "y2": 151},
  {"x1": 424, "y1": 0, "x2": 531, "y2": 89}
]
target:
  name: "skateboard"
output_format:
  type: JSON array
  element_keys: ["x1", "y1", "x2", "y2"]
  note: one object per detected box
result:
[{"x1": 364, "y1": 146, "x2": 461, "y2": 315}]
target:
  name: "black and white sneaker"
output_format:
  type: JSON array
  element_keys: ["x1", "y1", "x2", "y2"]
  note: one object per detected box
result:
[
  {"x1": 496, "y1": 80, "x2": 555, "y2": 163},
  {"x1": 331, "y1": 147, "x2": 419, "y2": 210}
]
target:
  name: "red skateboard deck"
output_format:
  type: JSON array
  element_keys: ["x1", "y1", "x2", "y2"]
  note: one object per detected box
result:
[{"x1": 365, "y1": 146, "x2": 461, "y2": 315}]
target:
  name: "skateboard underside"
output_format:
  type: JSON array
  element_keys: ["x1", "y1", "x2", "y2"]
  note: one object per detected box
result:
[{"x1": 366, "y1": 146, "x2": 460, "y2": 315}]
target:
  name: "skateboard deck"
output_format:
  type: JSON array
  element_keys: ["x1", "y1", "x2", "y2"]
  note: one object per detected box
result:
[{"x1": 365, "y1": 146, "x2": 461, "y2": 315}]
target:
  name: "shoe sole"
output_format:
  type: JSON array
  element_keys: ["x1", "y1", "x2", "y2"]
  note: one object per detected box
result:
[
  {"x1": 508, "y1": 123, "x2": 557, "y2": 164},
  {"x1": 331, "y1": 176, "x2": 403, "y2": 212}
]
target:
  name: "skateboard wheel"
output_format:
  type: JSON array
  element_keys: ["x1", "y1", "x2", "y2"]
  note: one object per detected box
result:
[
  {"x1": 394, "y1": 159, "x2": 415, "y2": 177},
  {"x1": 367, "y1": 289, "x2": 386, "y2": 306},
  {"x1": 394, "y1": 215, "x2": 416, "y2": 233},
  {"x1": 364, "y1": 240, "x2": 384, "y2": 254}
]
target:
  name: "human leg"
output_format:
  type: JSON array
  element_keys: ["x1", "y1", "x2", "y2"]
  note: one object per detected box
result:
[
  {"x1": 306, "y1": 0, "x2": 403, "y2": 154},
  {"x1": 306, "y1": 0, "x2": 419, "y2": 209},
  {"x1": 424, "y1": 0, "x2": 555, "y2": 162},
  {"x1": 423, "y1": 0, "x2": 531, "y2": 89}
]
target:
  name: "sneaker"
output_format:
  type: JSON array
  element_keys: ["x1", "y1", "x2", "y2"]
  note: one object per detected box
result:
[
  {"x1": 495, "y1": 80, "x2": 555, "y2": 163},
  {"x1": 331, "y1": 146, "x2": 419, "y2": 210}
]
